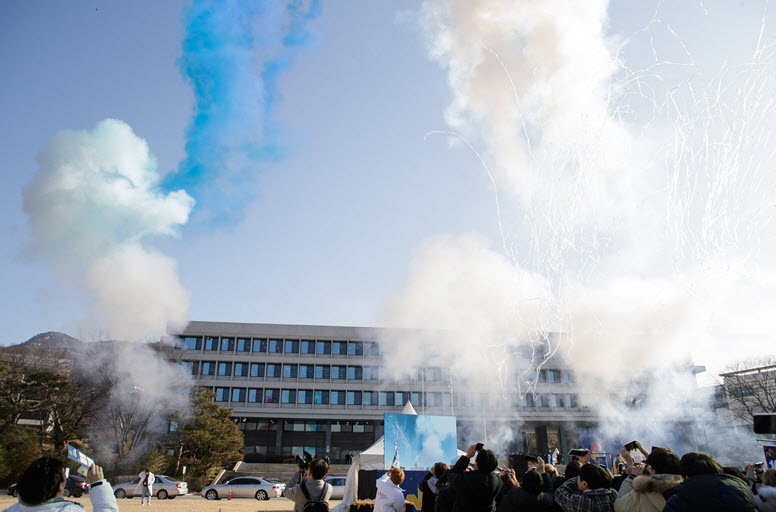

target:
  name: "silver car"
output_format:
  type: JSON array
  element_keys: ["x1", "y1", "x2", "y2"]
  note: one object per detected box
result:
[
  {"x1": 324, "y1": 476, "x2": 346, "y2": 500},
  {"x1": 201, "y1": 476, "x2": 285, "y2": 500},
  {"x1": 112, "y1": 474, "x2": 188, "y2": 499}
]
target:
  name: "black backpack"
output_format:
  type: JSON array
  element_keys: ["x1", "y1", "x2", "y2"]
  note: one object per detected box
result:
[{"x1": 300, "y1": 481, "x2": 330, "y2": 512}]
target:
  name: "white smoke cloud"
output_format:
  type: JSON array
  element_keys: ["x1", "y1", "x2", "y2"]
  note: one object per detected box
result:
[
  {"x1": 383, "y1": 0, "x2": 776, "y2": 454},
  {"x1": 23, "y1": 119, "x2": 194, "y2": 339}
]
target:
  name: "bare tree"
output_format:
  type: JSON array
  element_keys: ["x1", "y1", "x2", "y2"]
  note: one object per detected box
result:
[{"x1": 718, "y1": 357, "x2": 776, "y2": 424}]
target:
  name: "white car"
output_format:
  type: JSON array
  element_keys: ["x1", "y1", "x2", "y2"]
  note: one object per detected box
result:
[
  {"x1": 324, "y1": 476, "x2": 347, "y2": 500},
  {"x1": 112, "y1": 475, "x2": 188, "y2": 499},
  {"x1": 201, "y1": 476, "x2": 285, "y2": 500}
]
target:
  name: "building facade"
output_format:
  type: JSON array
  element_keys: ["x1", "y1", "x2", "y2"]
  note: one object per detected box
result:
[{"x1": 177, "y1": 321, "x2": 598, "y2": 462}]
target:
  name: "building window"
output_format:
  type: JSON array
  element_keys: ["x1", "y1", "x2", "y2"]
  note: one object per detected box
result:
[
  {"x1": 549, "y1": 370, "x2": 562, "y2": 383},
  {"x1": 522, "y1": 394, "x2": 535, "y2": 407},
  {"x1": 348, "y1": 341, "x2": 363, "y2": 356},
  {"x1": 363, "y1": 391, "x2": 378, "y2": 405},
  {"x1": 441, "y1": 368, "x2": 451, "y2": 382},
  {"x1": 301, "y1": 339, "x2": 315, "y2": 354},
  {"x1": 252, "y1": 338, "x2": 267, "y2": 352},
  {"x1": 201, "y1": 361, "x2": 216, "y2": 376},
  {"x1": 234, "y1": 363, "x2": 249, "y2": 377},
  {"x1": 281, "y1": 389, "x2": 296, "y2": 404},
  {"x1": 331, "y1": 366, "x2": 346, "y2": 379},
  {"x1": 204, "y1": 337, "x2": 218, "y2": 351},
  {"x1": 536, "y1": 394, "x2": 549, "y2": 407},
  {"x1": 314, "y1": 390, "x2": 329, "y2": 405},
  {"x1": 409, "y1": 369, "x2": 422, "y2": 382},
  {"x1": 183, "y1": 361, "x2": 198, "y2": 376},
  {"x1": 426, "y1": 368, "x2": 441, "y2": 382},
  {"x1": 298, "y1": 390, "x2": 313, "y2": 404},
  {"x1": 537, "y1": 370, "x2": 547, "y2": 383},
  {"x1": 332, "y1": 341, "x2": 347, "y2": 356},
  {"x1": 284, "y1": 339, "x2": 299, "y2": 354},
  {"x1": 305, "y1": 422, "x2": 325, "y2": 431},
  {"x1": 379, "y1": 392, "x2": 394, "y2": 406},
  {"x1": 232, "y1": 388, "x2": 246, "y2": 402},
  {"x1": 268, "y1": 339, "x2": 283, "y2": 353},
  {"x1": 427, "y1": 392, "x2": 442, "y2": 407},
  {"x1": 364, "y1": 366, "x2": 379, "y2": 380},
  {"x1": 347, "y1": 391, "x2": 362, "y2": 405},
  {"x1": 220, "y1": 337, "x2": 235, "y2": 352},
  {"x1": 347, "y1": 366, "x2": 363, "y2": 380},
  {"x1": 250, "y1": 363, "x2": 264, "y2": 378},
  {"x1": 396, "y1": 392, "x2": 409, "y2": 406},
  {"x1": 442, "y1": 393, "x2": 452, "y2": 407},
  {"x1": 248, "y1": 389, "x2": 262, "y2": 403},
  {"x1": 283, "y1": 364, "x2": 298, "y2": 378},
  {"x1": 551, "y1": 394, "x2": 565, "y2": 408},
  {"x1": 217, "y1": 362, "x2": 232, "y2": 376},
  {"x1": 264, "y1": 389, "x2": 280, "y2": 403},
  {"x1": 564, "y1": 370, "x2": 574, "y2": 383},
  {"x1": 411, "y1": 392, "x2": 423, "y2": 407},
  {"x1": 215, "y1": 387, "x2": 229, "y2": 402},
  {"x1": 266, "y1": 364, "x2": 282, "y2": 378},
  {"x1": 364, "y1": 342, "x2": 379, "y2": 356},
  {"x1": 316, "y1": 341, "x2": 331, "y2": 355},
  {"x1": 299, "y1": 365, "x2": 314, "y2": 379},
  {"x1": 331, "y1": 391, "x2": 346, "y2": 405},
  {"x1": 566, "y1": 394, "x2": 578, "y2": 408},
  {"x1": 236, "y1": 338, "x2": 251, "y2": 352},
  {"x1": 315, "y1": 365, "x2": 330, "y2": 379},
  {"x1": 182, "y1": 336, "x2": 202, "y2": 350}
]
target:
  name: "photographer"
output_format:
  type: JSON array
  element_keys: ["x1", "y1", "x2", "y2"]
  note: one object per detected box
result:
[
  {"x1": 554, "y1": 463, "x2": 617, "y2": 512},
  {"x1": 614, "y1": 443, "x2": 682, "y2": 512},
  {"x1": 447, "y1": 443, "x2": 502, "y2": 512},
  {"x1": 284, "y1": 457, "x2": 332, "y2": 512},
  {"x1": 3, "y1": 457, "x2": 118, "y2": 512},
  {"x1": 418, "y1": 462, "x2": 448, "y2": 512},
  {"x1": 496, "y1": 459, "x2": 555, "y2": 512}
]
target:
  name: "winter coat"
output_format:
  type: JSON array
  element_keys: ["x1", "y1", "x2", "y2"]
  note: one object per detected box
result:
[
  {"x1": 419, "y1": 472, "x2": 440, "y2": 512},
  {"x1": 662, "y1": 473, "x2": 756, "y2": 512},
  {"x1": 135, "y1": 470, "x2": 154, "y2": 496},
  {"x1": 756, "y1": 485, "x2": 776, "y2": 512},
  {"x1": 375, "y1": 472, "x2": 406, "y2": 512},
  {"x1": 612, "y1": 473, "x2": 681, "y2": 512},
  {"x1": 554, "y1": 477, "x2": 617, "y2": 512},
  {"x1": 2, "y1": 480, "x2": 119, "y2": 512},
  {"x1": 496, "y1": 486, "x2": 555, "y2": 512},
  {"x1": 434, "y1": 471, "x2": 456, "y2": 512},
  {"x1": 446, "y1": 455, "x2": 502, "y2": 512},
  {"x1": 283, "y1": 471, "x2": 333, "y2": 512}
]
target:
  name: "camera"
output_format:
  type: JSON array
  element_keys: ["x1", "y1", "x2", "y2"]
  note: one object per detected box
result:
[{"x1": 295, "y1": 451, "x2": 315, "y2": 473}]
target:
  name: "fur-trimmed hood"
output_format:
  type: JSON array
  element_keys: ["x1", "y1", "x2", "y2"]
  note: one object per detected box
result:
[{"x1": 632, "y1": 474, "x2": 682, "y2": 494}]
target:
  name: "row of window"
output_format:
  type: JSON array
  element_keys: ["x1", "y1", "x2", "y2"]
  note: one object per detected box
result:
[
  {"x1": 236, "y1": 419, "x2": 374, "y2": 433},
  {"x1": 180, "y1": 336, "x2": 378, "y2": 356},
  {"x1": 187, "y1": 361, "x2": 379, "y2": 380},
  {"x1": 209, "y1": 386, "x2": 579, "y2": 409}
]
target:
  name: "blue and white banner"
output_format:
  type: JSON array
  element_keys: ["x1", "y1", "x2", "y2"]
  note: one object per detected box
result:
[
  {"x1": 764, "y1": 445, "x2": 776, "y2": 469},
  {"x1": 66, "y1": 444, "x2": 93, "y2": 468}
]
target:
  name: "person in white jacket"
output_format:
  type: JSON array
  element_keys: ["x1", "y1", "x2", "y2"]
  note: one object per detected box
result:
[
  {"x1": 756, "y1": 468, "x2": 776, "y2": 512},
  {"x1": 375, "y1": 468, "x2": 406, "y2": 512},
  {"x1": 3, "y1": 457, "x2": 119, "y2": 512},
  {"x1": 136, "y1": 468, "x2": 154, "y2": 505}
]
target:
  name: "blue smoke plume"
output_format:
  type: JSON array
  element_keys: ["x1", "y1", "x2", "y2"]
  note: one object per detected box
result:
[{"x1": 167, "y1": 0, "x2": 320, "y2": 223}]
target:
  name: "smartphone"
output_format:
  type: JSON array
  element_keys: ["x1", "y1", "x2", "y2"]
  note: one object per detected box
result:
[
  {"x1": 475, "y1": 443, "x2": 484, "y2": 452},
  {"x1": 569, "y1": 449, "x2": 588, "y2": 457},
  {"x1": 624, "y1": 441, "x2": 639, "y2": 451}
]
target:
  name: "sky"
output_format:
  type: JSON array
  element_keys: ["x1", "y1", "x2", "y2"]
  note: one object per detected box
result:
[{"x1": 2, "y1": 0, "x2": 776, "y2": 384}]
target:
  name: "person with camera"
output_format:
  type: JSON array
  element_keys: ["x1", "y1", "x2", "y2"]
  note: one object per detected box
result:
[
  {"x1": 554, "y1": 458, "x2": 617, "y2": 512},
  {"x1": 3, "y1": 457, "x2": 119, "y2": 512},
  {"x1": 418, "y1": 462, "x2": 448, "y2": 512},
  {"x1": 284, "y1": 457, "x2": 333, "y2": 512},
  {"x1": 613, "y1": 442, "x2": 682, "y2": 512},
  {"x1": 446, "y1": 443, "x2": 502, "y2": 512},
  {"x1": 496, "y1": 458, "x2": 555, "y2": 512}
]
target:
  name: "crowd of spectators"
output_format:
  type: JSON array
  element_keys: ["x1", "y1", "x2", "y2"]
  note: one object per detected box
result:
[{"x1": 419, "y1": 441, "x2": 776, "y2": 512}]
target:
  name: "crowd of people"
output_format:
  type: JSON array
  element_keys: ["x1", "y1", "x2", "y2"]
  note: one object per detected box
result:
[{"x1": 414, "y1": 442, "x2": 776, "y2": 512}]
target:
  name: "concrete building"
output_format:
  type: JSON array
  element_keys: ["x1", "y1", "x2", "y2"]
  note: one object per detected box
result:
[{"x1": 177, "y1": 321, "x2": 598, "y2": 462}]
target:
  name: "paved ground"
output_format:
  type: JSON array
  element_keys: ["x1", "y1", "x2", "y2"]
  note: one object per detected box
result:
[{"x1": 0, "y1": 494, "x2": 343, "y2": 511}]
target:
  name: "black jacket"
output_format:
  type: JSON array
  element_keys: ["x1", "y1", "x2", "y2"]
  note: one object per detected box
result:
[
  {"x1": 496, "y1": 486, "x2": 555, "y2": 512},
  {"x1": 435, "y1": 470, "x2": 456, "y2": 512},
  {"x1": 447, "y1": 455, "x2": 502, "y2": 512},
  {"x1": 419, "y1": 472, "x2": 439, "y2": 512},
  {"x1": 662, "y1": 474, "x2": 756, "y2": 512}
]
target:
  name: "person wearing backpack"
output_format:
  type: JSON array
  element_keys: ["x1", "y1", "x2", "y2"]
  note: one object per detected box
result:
[{"x1": 284, "y1": 457, "x2": 333, "y2": 512}]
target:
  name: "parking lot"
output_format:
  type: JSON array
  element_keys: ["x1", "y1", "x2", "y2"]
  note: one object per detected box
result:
[{"x1": 0, "y1": 494, "x2": 343, "y2": 512}]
